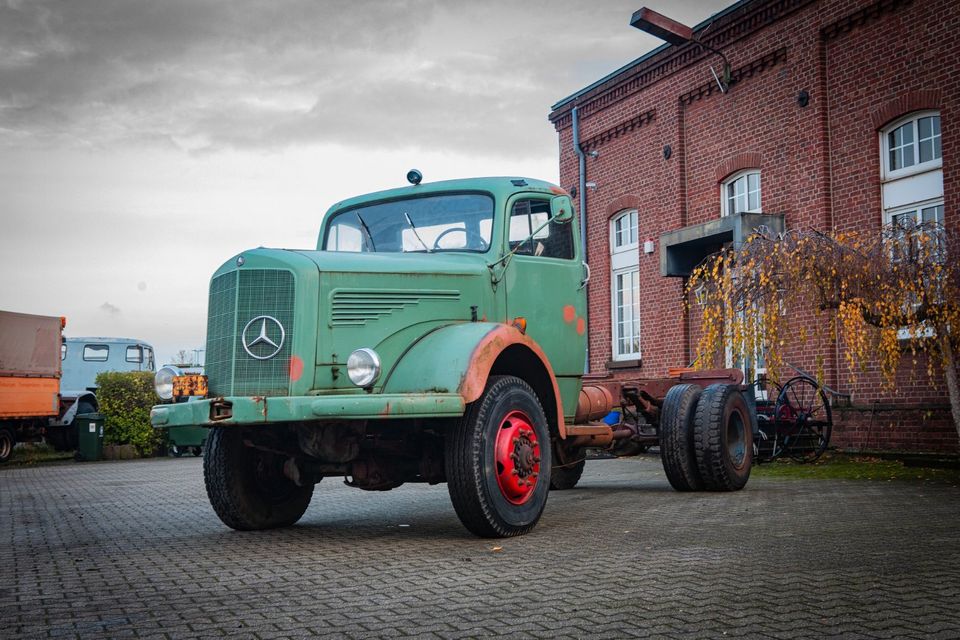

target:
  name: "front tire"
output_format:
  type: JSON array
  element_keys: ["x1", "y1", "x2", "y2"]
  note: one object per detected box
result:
[
  {"x1": 203, "y1": 427, "x2": 314, "y2": 531},
  {"x1": 446, "y1": 376, "x2": 551, "y2": 538}
]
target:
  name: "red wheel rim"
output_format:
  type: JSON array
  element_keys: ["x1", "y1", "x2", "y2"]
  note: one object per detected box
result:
[{"x1": 494, "y1": 410, "x2": 541, "y2": 505}]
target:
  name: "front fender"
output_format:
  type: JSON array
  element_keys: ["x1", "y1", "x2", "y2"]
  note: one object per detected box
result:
[{"x1": 381, "y1": 322, "x2": 565, "y2": 435}]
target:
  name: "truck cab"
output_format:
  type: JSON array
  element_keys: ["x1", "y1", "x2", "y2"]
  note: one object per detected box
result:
[
  {"x1": 61, "y1": 337, "x2": 156, "y2": 397},
  {"x1": 152, "y1": 174, "x2": 753, "y2": 538}
]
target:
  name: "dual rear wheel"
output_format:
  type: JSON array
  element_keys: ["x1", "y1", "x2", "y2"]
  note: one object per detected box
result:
[{"x1": 659, "y1": 383, "x2": 752, "y2": 492}]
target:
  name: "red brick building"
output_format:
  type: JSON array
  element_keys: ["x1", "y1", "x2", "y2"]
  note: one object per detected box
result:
[{"x1": 549, "y1": 0, "x2": 958, "y2": 453}]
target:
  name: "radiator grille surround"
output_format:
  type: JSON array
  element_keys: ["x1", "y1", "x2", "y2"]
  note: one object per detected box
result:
[{"x1": 204, "y1": 269, "x2": 296, "y2": 396}]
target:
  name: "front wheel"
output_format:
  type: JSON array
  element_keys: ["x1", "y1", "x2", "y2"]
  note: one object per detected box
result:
[
  {"x1": 445, "y1": 376, "x2": 551, "y2": 538},
  {"x1": 203, "y1": 427, "x2": 314, "y2": 531}
]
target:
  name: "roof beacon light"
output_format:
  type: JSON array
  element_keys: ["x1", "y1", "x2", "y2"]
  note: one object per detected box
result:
[{"x1": 407, "y1": 169, "x2": 423, "y2": 185}]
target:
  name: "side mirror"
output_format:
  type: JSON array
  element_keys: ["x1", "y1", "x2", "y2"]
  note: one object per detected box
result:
[{"x1": 550, "y1": 195, "x2": 575, "y2": 224}]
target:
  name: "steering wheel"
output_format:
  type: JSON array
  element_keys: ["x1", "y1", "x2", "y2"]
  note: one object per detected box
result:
[{"x1": 432, "y1": 227, "x2": 487, "y2": 251}]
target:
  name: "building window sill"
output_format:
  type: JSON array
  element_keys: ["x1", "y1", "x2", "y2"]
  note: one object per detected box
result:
[{"x1": 607, "y1": 359, "x2": 641, "y2": 370}]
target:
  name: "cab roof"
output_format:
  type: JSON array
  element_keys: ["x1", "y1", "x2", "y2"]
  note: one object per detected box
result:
[
  {"x1": 324, "y1": 176, "x2": 566, "y2": 217},
  {"x1": 65, "y1": 337, "x2": 153, "y2": 345}
]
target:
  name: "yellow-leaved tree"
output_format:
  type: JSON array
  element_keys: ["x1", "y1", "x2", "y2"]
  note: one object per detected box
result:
[{"x1": 687, "y1": 221, "x2": 960, "y2": 443}]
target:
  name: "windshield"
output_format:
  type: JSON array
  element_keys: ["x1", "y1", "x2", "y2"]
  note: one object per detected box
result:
[{"x1": 323, "y1": 193, "x2": 494, "y2": 253}]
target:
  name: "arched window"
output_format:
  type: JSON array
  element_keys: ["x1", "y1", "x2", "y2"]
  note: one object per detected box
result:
[
  {"x1": 881, "y1": 111, "x2": 943, "y2": 232},
  {"x1": 610, "y1": 209, "x2": 639, "y2": 361},
  {"x1": 883, "y1": 111, "x2": 941, "y2": 178},
  {"x1": 722, "y1": 170, "x2": 761, "y2": 217}
]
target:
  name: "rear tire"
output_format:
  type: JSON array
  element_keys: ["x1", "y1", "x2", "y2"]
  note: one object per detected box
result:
[
  {"x1": 203, "y1": 427, "x2": 313, "y2": 531},
  {"x1": 658, "y1": 384, "x2": 704, "y2": 491},
  {"x1": 0, "y1": 427, "x2": 15, "y2": 463},
  {"x1": 550, "y1": 445, "x2": 585, "y2": 491},
  {"x1": 693, "y1": 384, "x2": 753, "y2": 491},
  {"x1": 445, "y1": 376, "x2": 551, "y2": 538}
]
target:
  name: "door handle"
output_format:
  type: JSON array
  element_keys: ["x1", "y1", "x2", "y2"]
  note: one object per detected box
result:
[{"x1": 579, "y1": 262, "x2": 591, "y2": 291}]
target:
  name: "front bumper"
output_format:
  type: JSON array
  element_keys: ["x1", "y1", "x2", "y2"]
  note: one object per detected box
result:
[{"x1": 150, "y1": 393, "x2": 466, "y2": 428}]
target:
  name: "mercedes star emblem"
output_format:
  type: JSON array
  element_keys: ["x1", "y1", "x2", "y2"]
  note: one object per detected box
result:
[{"x1": 241, "y1": 316, "x2": 285, "y2": 360}]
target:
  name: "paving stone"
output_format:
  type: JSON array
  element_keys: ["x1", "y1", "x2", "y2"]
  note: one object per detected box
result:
[{"x1": 2, "y1": 456, "x2": 959, "y2": 638}]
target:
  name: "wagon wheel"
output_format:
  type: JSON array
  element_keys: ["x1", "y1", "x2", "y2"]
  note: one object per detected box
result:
[
  {"x1": 774, "y1": 376, "x2": 833, "y2": 462},
  {"x1": 752, "y1": 378, "x2": 783, "y2": 463}
]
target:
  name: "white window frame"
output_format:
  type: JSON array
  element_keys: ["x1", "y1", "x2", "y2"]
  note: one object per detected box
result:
[
  {"x1": 881, "y1": 111, "x2": 942, "y2": 181},
  {"x1": 880, "y1": 110, "x2": 943, "y2": 340},
  {"x1": 610, "y1": 209, "x2": 640, "y2": 361},
  {"x1": 721, "y1": 169, "x2": 761, "y2": 217}
]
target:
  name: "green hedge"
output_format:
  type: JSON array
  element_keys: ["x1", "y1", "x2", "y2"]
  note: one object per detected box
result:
[{"x1": 94, "y1": 371, "x2": 160, "y2": 456}]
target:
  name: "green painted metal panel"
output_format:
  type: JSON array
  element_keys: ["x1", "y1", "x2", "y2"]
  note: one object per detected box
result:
[
  {"x1": 150, "y1": 392, "x2": 464, "y2": 427},
  {"x1": 381, "y1": 322, "x2": 500, "y2": 395},
  {"x1": 178, "y1": 177, "x2": 590, "y2": 433},
  {"x1": 502, "y1": 192, "x2": 586, "y2": 380}
]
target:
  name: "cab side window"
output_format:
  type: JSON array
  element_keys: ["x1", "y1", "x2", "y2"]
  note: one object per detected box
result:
[
  {"x1": 83, "y1": 345, "x2": 109, "y2": 362},
  {"x1": 508, "y1": 199, "x2": 574, "y2": 259}
]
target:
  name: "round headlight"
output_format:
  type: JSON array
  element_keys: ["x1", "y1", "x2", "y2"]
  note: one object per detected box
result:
[
  {"x1": 154, "y1": 365, "x2": 182, "y2": 400},
  {"x1": 347, "y1": 348, "x2": 381, "y2": 387}
]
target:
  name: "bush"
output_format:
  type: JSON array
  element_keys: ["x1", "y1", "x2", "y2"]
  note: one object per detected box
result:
[{"x1": 95, "y1": 371, "x2": 161, "y2": 457}]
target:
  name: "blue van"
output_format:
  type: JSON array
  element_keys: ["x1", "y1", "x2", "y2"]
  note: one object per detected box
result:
[{"x1": 61, "y1": 337, "x2": 156, "y2": 396}]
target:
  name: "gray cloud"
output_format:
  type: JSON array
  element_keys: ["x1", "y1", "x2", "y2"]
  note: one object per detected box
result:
[
  {"x1": 99, "y1": 302, "x2": 121, "y2": 316},
  {"x1": 0, "y1": 0, "x2": 728, "y2": 156}
]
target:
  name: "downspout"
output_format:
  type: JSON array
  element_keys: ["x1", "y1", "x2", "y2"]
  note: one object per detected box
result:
[{"x1": 572, "y1": 106, "x2": 589, "y2": 373}]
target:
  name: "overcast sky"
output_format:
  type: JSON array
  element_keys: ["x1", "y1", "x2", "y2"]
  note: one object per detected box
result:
[{"x1": 1, "y1": 0, "x2": 729, "y2": 366}]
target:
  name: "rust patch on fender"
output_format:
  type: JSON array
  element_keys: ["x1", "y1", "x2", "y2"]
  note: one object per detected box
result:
[
  {"x1": 252, "y1": 396, "x2": 267, "y2": 418},
  {"x1": 460, "y1": 324, "x2": 567, "y2": 437}
]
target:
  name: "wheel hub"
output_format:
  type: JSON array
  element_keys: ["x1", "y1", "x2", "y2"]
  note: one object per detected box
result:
[{"x1": 495, "y1": 410, "x2": 541, "y2": 505}]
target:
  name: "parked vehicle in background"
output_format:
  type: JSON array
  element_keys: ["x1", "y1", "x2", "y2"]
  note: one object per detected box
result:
[
  {"x1": 61, "y1": 337, "x2": 155, "y2": 396},
  {"x1": 158, "y1": 364, "x2": 207, "y2": 457},
  {"x1": 51, "y1": 337, "x2": 154, "y2": 452},
  {"x1": 0, "y1": 311, "x2": 97, "y2": 461}
]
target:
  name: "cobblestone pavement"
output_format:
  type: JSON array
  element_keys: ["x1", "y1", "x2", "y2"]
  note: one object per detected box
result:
[{"x1": 2, "y1": 455, "x2": 959, "y2": 639}]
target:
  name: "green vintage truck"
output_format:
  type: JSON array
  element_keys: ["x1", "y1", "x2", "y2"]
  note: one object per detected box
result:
[{"x1": 151, "y1": 173, "x2": 754, "y2": 538}]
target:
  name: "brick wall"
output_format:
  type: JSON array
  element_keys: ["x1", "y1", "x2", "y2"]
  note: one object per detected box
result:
[{"x1": 552, "y1": 0, "x2": 959, "y2": 453}]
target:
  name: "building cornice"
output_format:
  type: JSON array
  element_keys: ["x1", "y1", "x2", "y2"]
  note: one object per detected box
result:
[
  {"x1": 549, "y1": 0, "x2": 815, "y2": 130},
  {"x1": 820, "y1": 0, "x2": 914, "y2": 41},
  {"x1": 679, "y1": 47, "x2": 787, "y2": 106},
  {"x1": 580, "y1": 110, "x2": 656, "y2": 153}
]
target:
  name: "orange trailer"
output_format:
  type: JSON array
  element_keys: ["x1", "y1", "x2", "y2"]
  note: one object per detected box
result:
[{"x1": 0, "y1": 310, "x2": 65, "y2": 461}]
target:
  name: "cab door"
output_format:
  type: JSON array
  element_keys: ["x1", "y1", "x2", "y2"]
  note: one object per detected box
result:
[{"x1": 502, "y1": 195, "x2": 586, "y2": 381}]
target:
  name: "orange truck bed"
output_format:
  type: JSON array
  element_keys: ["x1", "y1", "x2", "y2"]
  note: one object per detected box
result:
[
  {"x1": 0, "y1": 377, "x2": 60, "y2": 418},
  {"x1": 0, "y1": 310, "x2": 63, "y2": 419}
]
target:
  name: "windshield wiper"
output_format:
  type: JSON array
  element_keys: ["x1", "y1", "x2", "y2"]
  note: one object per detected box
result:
[
  {"x1": 356, "y1": 213, "x2": 376, "y2": 252},
  {"x1": 403, "y1": 212, "x2": 432, "y2": 253}
]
